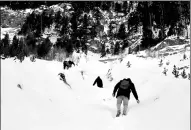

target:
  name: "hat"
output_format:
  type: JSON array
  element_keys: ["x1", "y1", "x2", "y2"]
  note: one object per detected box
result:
[{"x1": 121, "y1": 80, "x2": 129, "y2": 86}]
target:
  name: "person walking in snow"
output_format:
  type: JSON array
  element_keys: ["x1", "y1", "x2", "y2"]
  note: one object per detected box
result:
[
  {"x1": 112, "y1": 78, "x2": 140, "y2": 117},
  {"x1": 58, "y1": 73, "x2": 72, "y2": 89},
  {"x1": 93, "y1": 76, "x2": 103, "y2": 88}
]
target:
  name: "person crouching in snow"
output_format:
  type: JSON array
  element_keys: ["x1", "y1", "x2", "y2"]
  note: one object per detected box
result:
[
  {"x1": 93, "y1": 76, "x2": 103, "y2": 88},
  {"x1": 112, "y1": 78, "x2": 140, "y2": 117}
]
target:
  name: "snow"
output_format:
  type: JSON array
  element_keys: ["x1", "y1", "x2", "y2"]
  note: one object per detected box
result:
[
  {"x1": 1, "y1": 28, "x2": 20, "y2": 41},
  {"x1": 1, "y1": 44, "x2": 190, "y2": 130},
  {"x1": 25, "y1": 9, "x2": 33, "y2": 14}
]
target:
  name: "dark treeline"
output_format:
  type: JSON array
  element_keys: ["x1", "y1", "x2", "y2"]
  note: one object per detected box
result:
[
  {"x1": 0, "y1": 1, "x2": 62, "y2": 10},
  {"x1": 0, "y1": 1, "x2": 190, "y2": 62}
]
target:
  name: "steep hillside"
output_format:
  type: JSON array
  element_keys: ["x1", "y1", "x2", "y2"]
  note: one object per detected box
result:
[{"x1": 1, "y1": 43, "x2": 190, "y2": 130}]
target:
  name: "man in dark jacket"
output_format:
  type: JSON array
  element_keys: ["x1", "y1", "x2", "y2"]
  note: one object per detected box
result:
[
  {"x1": 112, "y1": 78, "x2": 140, "y2": 117},
  {"x1": 93, "y1": 76, "x2": 103, "y2": 88}
]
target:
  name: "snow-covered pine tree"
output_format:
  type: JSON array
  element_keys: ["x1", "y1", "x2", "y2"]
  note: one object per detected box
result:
[
  {"x1": 172, "y1": 65, "x2": 179, "y2": 78},
  {"x1": 127, "y1": 61, "x2": 131, "y2": 68},
  {"x1": 159, "y1": 59, "x2": 163, "y2": 67},
  {"x1": 2, "y1": 33, "x2": 10, "y2": 57},
  {"x1": 163, "y1": 67, "x2": 168, "y2": 76},
  {"x1": 100, "y1": 43, "x2": 106, "y2": 58},
  {"x1": 181, "y1": 69, "x2": 187, "y2": 79},
  {"x1": 114, "y1": 41, "x2": 120, "y2": 55},
  {"x1": 183, "y1": 53, "x2": 187, "y2": 60},
  {"x1": 10, "y1": 35, "x2": 19, "y2": 57}
]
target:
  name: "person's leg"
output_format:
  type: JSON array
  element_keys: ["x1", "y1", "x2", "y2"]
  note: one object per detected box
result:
[
  {"x1": 116, "y1": 96, "x2": 123, "y2": 116},
  {"x1": 122, "y1": 96, "x2": 129, "y2": 115}
]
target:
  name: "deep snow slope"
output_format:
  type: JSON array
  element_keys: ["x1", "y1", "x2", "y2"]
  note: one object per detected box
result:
[{"x1": 1, "y1": 48, "x2": 190, "y2": 130}]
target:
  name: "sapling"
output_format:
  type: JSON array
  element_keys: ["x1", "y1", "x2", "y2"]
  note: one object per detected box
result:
[
  {"x1": 159, "y1": 59, "x2": 163, "y2": 67},
  {"x1": 163, "y1": 67, "x2": 168, "y2": 76},
  {"x1": 181, "y1": 69, "x2": 187, "y2": 79},
  {"x1": 127, "y1": 61, "x2": 131, "y2": 68},
  {"x1": 172, "y1": 65, "x2": 179, "y2": 78}
]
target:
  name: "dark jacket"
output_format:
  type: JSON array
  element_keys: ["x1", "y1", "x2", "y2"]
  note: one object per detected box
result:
[
  {"x1": 93, "y1": 76, "x2": 103, "y2": 88},
  {"x1": 113, "y1": 78, "x2": 139, "y2": 100}
]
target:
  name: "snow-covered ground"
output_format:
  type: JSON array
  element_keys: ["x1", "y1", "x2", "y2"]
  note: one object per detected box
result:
[{"x1": 1, "y1": 46, "x2": 190, "y2": 130}]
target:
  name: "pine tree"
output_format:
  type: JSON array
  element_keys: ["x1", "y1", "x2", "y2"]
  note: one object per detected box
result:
[
  {"x1": 82, "y1": 14, "x2": 89, "y2": 37},
  {"x1": 2, "y1": 33, "x2": 10, "y2": 57},
  {"x1": 65, "y1": 39, "x2": 74, "y2": 54},
  {"x1": 10, "y1": 35, "x2": 19, "y2": 57},
  {"x1": 114, "y1": 41, "x2": 120, "y2": 55},
  {"x1": 110, "y1": 42, "x2": 115, "y2": 55},
  {"x1": 106, "y1": 48, "x2": 110, "y2": 54},
  {"x1": 71, "y1": 13, "x2": 78, "y2": 39},
  {"x1": 26, "y1": 32, "x2": 37, "y2": 54},
  {"x1": 159, "y1": 59, "x2": 163, "y2": 67},
  {"x1": 123, "y1": 1, "x2": 128, "y2": 15},
  {"x1": 121, "y1": 39, "x2": 129, "y2": 51},
  {"x1": 54, "y1": 11, "x2": 62, "y2": 30},
  {"x1": 117, "y1": 23, "x2": 126, "y2": 40},
  {"x1": 17, "y1": 38, "x2": 26, "y2": 62},
  {"x1": 90, "y1": 24, "x2": 97, "y2": 38},
  {"x1": 19, "y1": 37, "x2": 29, "y2": 57},
  {"x1": 37, "y1": 37, "x2": 52, "y2": 58},
  {"x1": 127, "y1": 61, "x2": 131, "y2": 68},
  {"x1": 108, "y1": 22, "x2": 114, "y2": 37},
  {"x1": 172, "y1": 65, "x2": 179, "y2": 78},
  {"x1": 101, "y1": 1, "x2": 112, "y2": 11},
  {"x1": 181, "y1": 69, "x2": 187, "y2": 79},
  {"x1": 183, "y1": 53, "x2": 187, "y2": 60},
  {"x1": 94, "y1": 7, "x2": 102, "y2": 25},
  {"x1": 100, "y1": 43, "x2": 106, "y2": 58},
  {"x1": 163, "y1": 67, "x2": 168, "y2": 76},
  {"x1": 0, "y1": 40, "x2": 3, "y2": 55},
  {"x1": 115, "y1": 2, "x2": 122, "y2": 12},
  {"x1": 59, "y1": 16, "x2": 69, "y2": 37}
]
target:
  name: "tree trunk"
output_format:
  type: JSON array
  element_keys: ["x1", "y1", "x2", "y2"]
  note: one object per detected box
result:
[
  {"x1": 148, "y1": 2, "x2": 152, "y2": 28},
  {"x1": 160, "y1": 3, "x2": 165, "y2": 40}
]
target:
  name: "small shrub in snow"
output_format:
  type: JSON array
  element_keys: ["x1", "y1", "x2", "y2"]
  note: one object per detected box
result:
[
  {"x1": 163, "y1": 67, "x2": 168, "y2": 76},
  {"x1": 172, "y1": 65, "x2": 179, "y2": 78},
  {"x1": 180, "y1": 54, "x2": 187, "y2": 61},
  {"x1": 17, "y1": 84, "x2": 22, "y2": 90},
  {"x1": 127, "y1": 61, "x2": 131, "y2": 68},
  {"x1": 80, "y1": 71, "x2": 85, "y2": 80},
  {"x1": 109, "y1": 76, "x2": 113, "y2": 81},
  {"x1": 181, "y1": 69, "x2": 187, "y2": 79},
  {"x1": 159, "y1": 59, "x2": 163, "y2": 67},
  {"x1": 108, "y1": 74, "x2": 113, "y2": 81},
  {"x1": 183, "y1": 53, "x2": 187, "y2": 60},
  {"x1": 106, "y1": 69, "x2": 113, "y2": 81},
  {"x1": 166, "y1": 61, "x2": 170, "y2": 65}
]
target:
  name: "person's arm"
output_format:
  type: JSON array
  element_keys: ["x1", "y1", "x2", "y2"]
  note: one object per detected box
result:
[
  {"x1": 130, "y1": 83, "x2": 139, "y2": 102},
  {"x1": 93, "y1": 78, "x2": 97, "y2": 86},
  {"x1": 112, "y1": 81, "x2": 121, "y2": 97}
]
